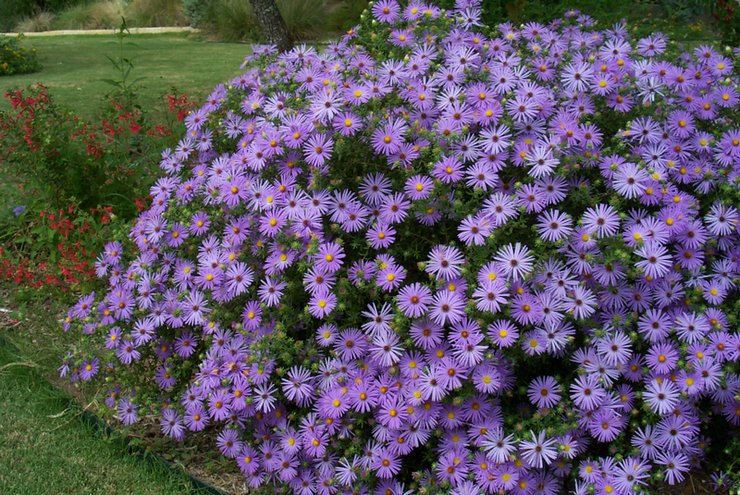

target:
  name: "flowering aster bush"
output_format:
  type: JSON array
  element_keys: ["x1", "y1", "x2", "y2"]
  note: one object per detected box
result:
[{"x1": 60, "y1": 2, "x2": 740, "y2": 494}]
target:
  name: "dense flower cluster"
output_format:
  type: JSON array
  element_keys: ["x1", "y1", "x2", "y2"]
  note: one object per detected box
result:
[{"x1": 61, "y1": 2, "x2": 739, "y2": 494}]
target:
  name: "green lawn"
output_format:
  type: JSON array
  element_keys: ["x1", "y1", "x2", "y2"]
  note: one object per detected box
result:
[
  {"x1": 0, "y1": 336, "x2": 210, "y2": 495},
  {"x1": 1, "y1": 33, "x2": 251, "y2": 118}
]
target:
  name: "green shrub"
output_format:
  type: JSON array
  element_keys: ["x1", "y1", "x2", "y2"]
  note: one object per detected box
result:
[
  {"x1": 0, "y1": 0, "x2": 87, "y2": 31},
  {"x1": 0, "y1": 35, "x2": 41, "y2": 76},
  {"x1": 277, "y1": 0, "x2": 336, "y2": 40},
  {"x1": 14, "y1": 11, "x2": 55, "y2": 33},
  {"x1": 51, "y1": 1, "x2": 126, "y2": 30},
  {"x1": 182, "y1": 0, "x2": 212, "y2": 27},
  {"x1": 125, "y1": 0, "x2": 188, "y2": 27},
  {"x1": 199, "y1": 0, "x2": 336, "y2": 41},
  {"x1": 202, "y1": 0, "x2": 261, "y2": 41}
]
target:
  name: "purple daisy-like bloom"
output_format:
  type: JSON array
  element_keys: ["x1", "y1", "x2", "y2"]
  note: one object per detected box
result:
[
  {"x1": 644, "y1": 379, "x2": 679, "y2": 415},
  {"x1": 314, "y1": 242, "x2": 344, "y2": 273},
  {"x1": 160, "y1": 408, "x2": 185, "y2": 440},
  {"x1": 582, "y1": 204, "x2": 621, "y2": 237},
  {"x1": 117, "y1": 398, "x2": 138, "y2": 425},
  {"x1": 372, "y1": 448, "x2": 401, "y2": 478},
  {"x1": 520, "y1": 430, "x2": 558, "y2": 468},
  {"x1": 116, "y1": 340, "x2": 140, "y2": 365},
  {"x1": 281, "y1": 366, "x2": 315, "y2": 407},
  {"x1": 656, "y1": 452, "x2": 690, "y2": 485},
  {"x1": 527, "y1": 376, "x2": 561, "y2": 409},
  {"x1": 217, "y1": 429, "x2": 243, "y2": 459},
  {"x1": 494, "y1": 242, "x2": 534, "y2": 280},
  {"x1": 426, "y1": 245, "x2": 465, "y2": 281},
  {"x1": 472, "y1": 279, "x2": 508, "y2": 314},
  {"x1": 570, "y1": 374, "x2": 607, "y2": 411},
  {"x1": 536, "y1": 209, "x2": 574, "y2": 242},
  {"x1": 488, "y1": 320, "x2": 519, "y2": 347},
  {"x1": 372, "y1": 0, "x2": 400, "y2": 22},
  {"x1": 303, "y1": 134, "x2": 333, "y2": 167},
  {"x1": 185, "y1": 404, "x2": 209, "y2": 431},
  {"x1": 429, "y1": 289, "x2": 466, "y2": 326},
  {"x1": 208, "y1": 389, "x2": 232, "y2": 421},
  {"x1": 366, "y1": 222, "x2": 396, "y2": 250},
  {"x1": 634, "y1": 242, "x2": 672, "y2": 280},
  {"x1": 79, "y1": 358, "x2": 99, "y2": 381},
  {"x1": 371, "y1": 118, "x2": 407, "y2": 155},
  {"x1": 397, "y1": 282, "x2": 432, "y2": 318},
  {"x1": 432, "y1": 156, "x2": 465, "y2": 184}
]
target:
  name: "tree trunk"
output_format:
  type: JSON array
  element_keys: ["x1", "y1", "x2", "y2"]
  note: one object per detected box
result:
[{"x1": 248, "y1": 0, "x2": 293, "y2": 52}]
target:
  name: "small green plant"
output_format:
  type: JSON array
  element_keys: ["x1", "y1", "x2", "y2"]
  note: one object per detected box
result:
[
  {"x1": 102, "y1": 17, "x2": 145, "y2": 108},
  {"x1": 0, "y1": 34, "x2": 41, "y2": 76}
]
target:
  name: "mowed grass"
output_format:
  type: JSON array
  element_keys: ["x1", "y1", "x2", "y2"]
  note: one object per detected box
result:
[
  {"x1": 1, "y1": 33, "x2": 251, "y2": 118},
  {"x1": 0, "y1": 336, "x2": 210, "y2": 495}
]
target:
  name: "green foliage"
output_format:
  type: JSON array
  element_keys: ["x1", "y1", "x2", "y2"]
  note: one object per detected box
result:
[
  {"x1": 0, "y1": 84, "x2": 172, "y2": 219},
  {"x1": 124, "y1": 0, "x2": 187, "y2": 27},
  {"x1": 51, "y1": 0, "x2": 127, "y2": 30},
  {"x1": 202, "y1": 0, "x2": 262, "y2": 41},
  {"x1": 0, "y1": 35, "x2": 41, "y2": 77},
  {"x1": 102, "y1": 18, "x2": 145, "y2": 105},
  {"x1": 199, "y1": 0, "x2": 340, "y2": 41},
  {"x1": 0, "y1": 0, "x2": 87, "y2": 31},
  {"x1": 182, "y1": 0, "x2": 212, "y2": 27},
  {"x1": 711, "y1": 0, "x2": 740, "y2": 47}
]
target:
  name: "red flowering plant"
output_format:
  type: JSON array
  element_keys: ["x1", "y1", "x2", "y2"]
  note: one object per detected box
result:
[
  {"x1": 55, "y1": 2, "x2": 740, "y2": 494},
  {"x1": 0, "y1": 204, "x2": 114, "y2": 293},
  {"x1": 0, "y1": 83, "x2": 195, "y2": 296}
]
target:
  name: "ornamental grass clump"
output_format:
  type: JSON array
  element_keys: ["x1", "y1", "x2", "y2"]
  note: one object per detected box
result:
[{"x1": 61, "y1": 1, "x2": 740, "y2": 493}]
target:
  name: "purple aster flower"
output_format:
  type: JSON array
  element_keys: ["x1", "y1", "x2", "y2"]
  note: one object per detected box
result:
[
  {"x1": 426, "y1": 245, "x2": 465, "y2": 281},
  {"x1": 372, "y1": 448, "x2": 401, "y2": 478},
  {"x1": 116, "y1": 340, "x2": 140, "y2": 365},
  {"x1": 644, "y1": 379, "x2": 679, "y2": 415},
  {"x1": 366, "y1": 222, "x2": 396, "y2": 250},
  {"x1": 217, "y1": 429, "x2": 243, "y2": 459},
  {"x1": 303, "y1": 134, "x2": 333, "y2": 168},
  {"x1": 430, "y1": 289, "x2": 466, "y2": 326},
  {"x1": 656, "y1": 452, "x2": 689, "y2": 485},
  {"x1": 494, "y1": 243, "x2": 534, "y2": 280},
  {"x1": 281, "y1": 366, "x2": 314, "y2": 407},
  {"x1": 258, "y1": 276, "x2": 287, "y2": 307},
  {"x1": 185, "y1": 404, "x2": 209, "y2": 431},
  {"x1": 376, "y1": 261, "x2": 406, "y2": 292},
  {"x1": 634, "y1": 241, "x2": 672, "y2": 280},
  {"x1": 174, "y1": 331, "x2": 198, "y2": 358},
  {"x1": 570, "y1": 374, "x2": 606, "y2": 411},
  {"x1": 79, "y1": 358, "x2": 99, "y2": 381},
  {"x1": 208, "y1": 389, "x2": 232, "y2": 421},
  {"x1": 520, "y1": 430, "x2": 558, "y2": 468},
  {"x1": 379, "y1": 193, "x2": 410, "y2": 224},
  {"x1": 160, "y1": 408, "x2": 185, "y2": 440},
  {"x1": 527, "y1": 376, "x2": 562, "y2": 409},
  {"x1": 314, "y1": 242, "x2": 344, "y2": 273},
  {"x1": 537, "y1": 209, "x2": 574, "y2": 242},
  {"x1": 432, "y1": 156, "x2": 465, "y2": 184},
  {"x1": 397, "y1": 282, "x2": 432, "y2": 318},
  {"x1": 405, "y1": 174, "x2": 434, "y2": 200},
  {"x1": 472, "y1": 279, "x2": 508, "y2": 314},
  {"x1": 371, "y1": 118, "x2": 407, "y2": 155},
  {"x1": 582, "y1": 204, "x2": 621, "y2": 237},
  {"x1": 117, "y1": 398, "x2": 138, "y2": 425}
]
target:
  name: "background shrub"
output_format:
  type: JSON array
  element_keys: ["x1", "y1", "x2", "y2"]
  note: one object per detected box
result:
[{"x1": 0, "y1": 35, "x2": 41, "y2": 76}]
